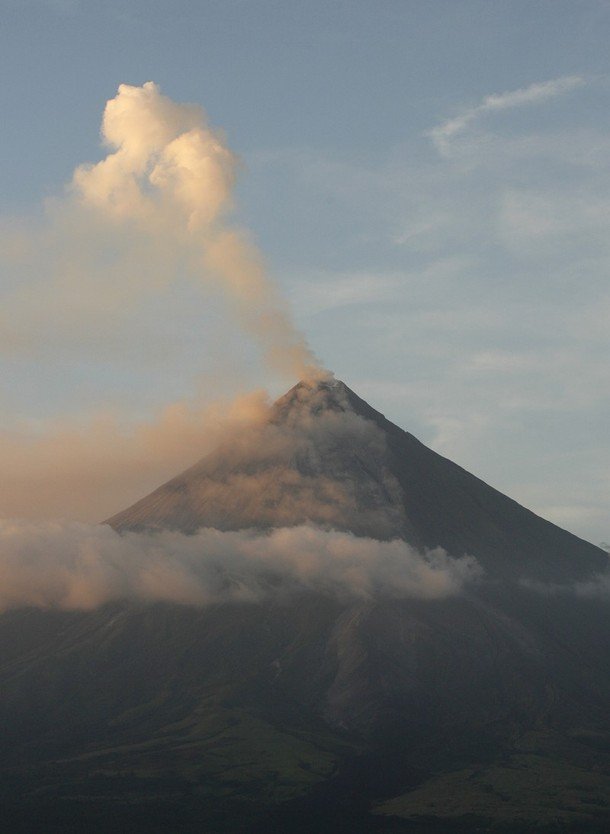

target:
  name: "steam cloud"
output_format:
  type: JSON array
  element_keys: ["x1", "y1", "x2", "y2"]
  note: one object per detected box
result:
[
  {"x1": 1, "y1": 81, "x2": 321, "y2": 378},
  {"x1": 73, "y1": 81, "x2": 320, "y2": 378},
  {"x1": 0, "y1": 519, "x2": 482, "y2": 612},
  {"x1": 0, "y1": 83, "x2": 329, "y2": 520}
]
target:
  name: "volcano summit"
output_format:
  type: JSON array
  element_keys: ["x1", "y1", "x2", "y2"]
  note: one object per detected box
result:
[
  {"x1": 108, "y1": 377, "x2": 605, "y2": 583},
  {"x1": 1, "y1": 379, "x2": 609, "y2": 832}
]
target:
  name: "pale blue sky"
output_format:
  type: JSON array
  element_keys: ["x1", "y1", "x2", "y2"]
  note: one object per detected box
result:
[{"x1": 1, "y1": 0, "x2": 609, "y2": 543}]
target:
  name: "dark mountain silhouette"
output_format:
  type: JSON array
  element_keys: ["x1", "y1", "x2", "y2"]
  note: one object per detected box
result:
[{"x1": 1, "y1": 378, "x2": 609, "y2": 832}]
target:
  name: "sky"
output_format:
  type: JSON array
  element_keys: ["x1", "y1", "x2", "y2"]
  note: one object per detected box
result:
[{"x1": 0, "y1": 0, "x2": 609, "y2": 545}]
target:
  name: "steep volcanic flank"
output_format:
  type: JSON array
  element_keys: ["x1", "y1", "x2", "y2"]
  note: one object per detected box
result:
[
  {"x1": 107, "y1": 378, "x2": 409, "y2": 542},
  {"x1": 107, "y1": 377, "x2": 606, "y2": 582},
  {"x1": 2, "y1": 379, "x2": 609, "y2": 832}
]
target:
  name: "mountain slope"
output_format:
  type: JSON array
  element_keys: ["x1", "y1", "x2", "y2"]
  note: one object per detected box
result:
[
  {"x1": 2, "y1": 590, "x2": 610, "y2": 832},
  {"x1": 107, "y1": 377, "x2": 606, "y2": 581},
  {"x1": 2, "y1": 378, "x2": 609, "y2": 832}
]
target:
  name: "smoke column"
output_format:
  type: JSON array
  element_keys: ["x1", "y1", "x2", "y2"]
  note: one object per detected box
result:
[
  {"x1": 73, "y1": 81, "x2": 321, "y2": 379},
  {"x1": 0, "y1": 83, "x2": 328, "y2": 521}
]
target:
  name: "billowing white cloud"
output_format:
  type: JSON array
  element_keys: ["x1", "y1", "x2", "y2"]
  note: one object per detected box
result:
[
  {"x1": 72, "y1": 82, "x2": 320, "y2": 379},
  {"x1": 0, "y1": 82, "x2": 321, "y2": 379},
  {"x1": 0, "y1": 519, "x2": 482, "y2": 612},
  {"x1": 0, "y1": 83, "x2": 332, "y2": 522}
]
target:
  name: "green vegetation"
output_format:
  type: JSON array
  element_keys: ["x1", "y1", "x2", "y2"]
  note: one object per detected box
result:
[
  {"x1": 377, "y1": 731, "x2": 610, "y2": 828},
  {"x1": 21, "y1": 699, "x2": 345, "y2": 806}
]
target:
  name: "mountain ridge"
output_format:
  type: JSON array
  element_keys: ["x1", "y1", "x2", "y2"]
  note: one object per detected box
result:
[{"x1": 106, "y1": 377, "x2": 606, "y2": 582}]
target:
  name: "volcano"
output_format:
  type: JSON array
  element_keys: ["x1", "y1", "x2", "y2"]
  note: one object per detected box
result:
[
  {"x1": 2, "y1": 378, "x2": 610, "y2": 833},
  {"x1": 107, "y1": 378, "x2": 605, "y2": 582}
]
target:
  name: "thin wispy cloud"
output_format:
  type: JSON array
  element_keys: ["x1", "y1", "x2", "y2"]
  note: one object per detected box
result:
[
  {"x1": 521, "y1": 553, "x2": 610, "y2": 598},
  {"x1": 429, "y1": 75, "x2": 587, "y2": 156}
]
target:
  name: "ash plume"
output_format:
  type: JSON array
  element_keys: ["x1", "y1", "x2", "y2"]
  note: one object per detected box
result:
[
  {"x1": 72, "y1": 81, "x2": 321, "y2": 379},
  {"x1": 0, "y1": 82, "x2": 328, "y2": 520}
]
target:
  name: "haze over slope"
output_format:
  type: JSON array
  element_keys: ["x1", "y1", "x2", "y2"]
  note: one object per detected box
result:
[{"x1": 108, "y1": 377, "x2": 607, "y2": 583}]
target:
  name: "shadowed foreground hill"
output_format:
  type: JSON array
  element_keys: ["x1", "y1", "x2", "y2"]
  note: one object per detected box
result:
[{"x1": 1, "y1": 379, "x2": 609, "y2": 832}]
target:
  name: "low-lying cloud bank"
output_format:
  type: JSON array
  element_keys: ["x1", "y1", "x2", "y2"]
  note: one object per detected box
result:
[
  {"x1": 521, "y1": 561, "x2": 610, "y2": 600},
  {"x1": 0, "y1": 520, "x2": 482, "y2": 612}
]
